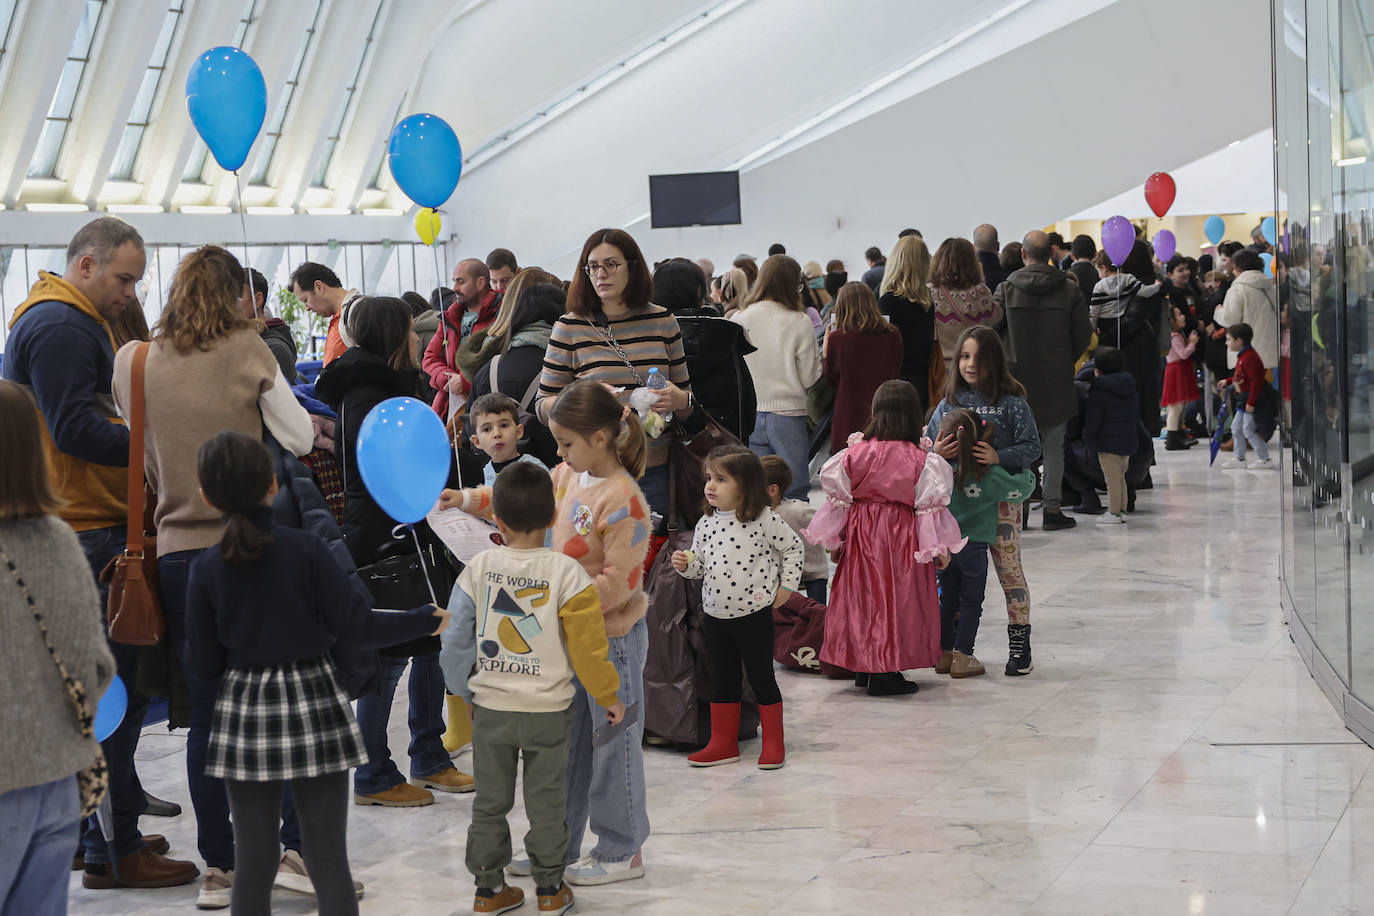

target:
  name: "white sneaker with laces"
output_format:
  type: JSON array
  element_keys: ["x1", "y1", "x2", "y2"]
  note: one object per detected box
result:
[
  {"x1": 1095, "y1": 512, "x2": 1126, "y2": 525},
  {"x1": 275, "y1": 849, "x2": 365, "y2": 898},
  {"x1": 1248, "y1": 458, "x2": 1274, "y2": 470},
  {"x1": 564, "y1": 852, "x2": 645, "y2": 886},
  {"x1": 195, "y1": 867, "x2": 233, "y2": 910},
  {"x1": 1221, "y1": 458, "x2": 1247, "y2": 469},
  {"x1": 506, "y1": 850, "x2": 532, "y2": 876}
]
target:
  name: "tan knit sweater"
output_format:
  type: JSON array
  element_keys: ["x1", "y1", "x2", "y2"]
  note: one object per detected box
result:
[
  {"x1": 0, "y1": 516, "x2": 116, "y2": 795},
  {"x1": 113, "y1": 329, "x2": 313, "y2": 556}
]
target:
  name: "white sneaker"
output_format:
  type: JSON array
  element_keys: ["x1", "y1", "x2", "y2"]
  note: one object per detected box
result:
[
  {"x1": 195, "y1": 867, "x2": 233, "y2": 910},
  {"x1": 1249, "y1": 458, "x2": 1274, "y2": 470},
  {"x1": 274, "y1": 849, "x2": 365, "y2": 899},
  {"x1": 1095, "y1": 512, "x2": 1126, "y2": 525},
  {"x1": 1221, "y1": 458, "x2": 1247, "y2": 469},
  {"x1": 506, "y1": 849, "x2": 532, "y2": 876},
  {"x1": 564, "y1": 852, "x2": 645, "y2": 886}
]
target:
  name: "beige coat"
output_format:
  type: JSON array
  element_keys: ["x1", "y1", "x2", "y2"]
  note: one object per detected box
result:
[{"x1": 1214, "y1": 270, "x2": 1279, "y2": 368}]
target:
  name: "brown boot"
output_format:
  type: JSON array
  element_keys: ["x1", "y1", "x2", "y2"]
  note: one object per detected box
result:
[
  {"x1": 935, "y1": 650, "x2": 954, "y2": 675},
  {"x1": 73, "y1": 834, "x2": 170, "y2": 871},
  {"x1": 82, "y1": 846, "x2": 200, "y2": 889}
]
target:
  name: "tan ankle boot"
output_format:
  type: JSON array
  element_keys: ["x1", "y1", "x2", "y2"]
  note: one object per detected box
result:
[{"x1": 950, "y1": 650, "x2": 985, "y2": 678}]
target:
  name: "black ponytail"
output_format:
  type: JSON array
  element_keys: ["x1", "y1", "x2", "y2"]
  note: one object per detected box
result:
[{"x1": 197, "y1": 431, "x2": 275, "y2": 566}]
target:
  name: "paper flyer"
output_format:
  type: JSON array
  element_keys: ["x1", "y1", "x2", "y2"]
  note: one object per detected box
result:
[{"x1": 426, "y1": 505, "x2": 505, "y2": 563}]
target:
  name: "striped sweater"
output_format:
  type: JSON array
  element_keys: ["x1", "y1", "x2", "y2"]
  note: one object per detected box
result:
[{"x1": 536, "y1": 307, "x2": 691, "y2": 465}]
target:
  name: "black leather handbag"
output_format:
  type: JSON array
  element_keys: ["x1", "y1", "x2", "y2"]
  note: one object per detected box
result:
[{"x1": 357, "y1": 532, "x2": 453, "y2": 658}]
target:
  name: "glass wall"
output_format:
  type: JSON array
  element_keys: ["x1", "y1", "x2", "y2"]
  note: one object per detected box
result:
[
  {"x1": 0, "y1": 240, "x2": 450, "y2": 359},
  {"x1": 1275, "y1": 0, "x2": 1374, "y2": 740}
]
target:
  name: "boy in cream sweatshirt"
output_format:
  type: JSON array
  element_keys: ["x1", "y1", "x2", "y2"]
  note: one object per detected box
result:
[{"x1": 441, "y1": 462, "x2": 624, "y2": 916}]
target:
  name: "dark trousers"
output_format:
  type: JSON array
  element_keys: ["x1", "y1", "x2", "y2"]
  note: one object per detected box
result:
[
  {"x1": 703, "y1": 609, "x2": 782, "y2": 705},
  {"x1": 938, "y1": 541, "x2": 990, "y2": 654},
  {"x1": 802, "y1": 579, "x2": 827, "y2": 605},
  {"x1": 75, "y1": 525, "x2": 152, "y2": 863},
  {"x1": 353, "y1": 653, "x2": 449, "y2": 795},
  {"x1": 225, "y1": 772, "x2": 355, "y2": 916}
]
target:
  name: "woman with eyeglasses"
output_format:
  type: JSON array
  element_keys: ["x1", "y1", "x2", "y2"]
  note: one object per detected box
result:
[
  {"x1": 536, "y1": 227, "x2": 694, "y2": 523},
  {"x1": 729, "y1": 254, "x2": 823, "y2": 500}
]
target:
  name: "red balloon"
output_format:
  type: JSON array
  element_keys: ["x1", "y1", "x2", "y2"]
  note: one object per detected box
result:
[{"x1": 1144, "y1": 172, "x2": 1176, "y2": 218}]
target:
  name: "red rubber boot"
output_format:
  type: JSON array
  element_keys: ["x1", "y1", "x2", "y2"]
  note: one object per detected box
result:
[
  {"x1": 757, "y1": 702, "x2": 785, "y2": 769},
  {"x1": 687, "y1": 703, "x2": 741, "y2": 767}
]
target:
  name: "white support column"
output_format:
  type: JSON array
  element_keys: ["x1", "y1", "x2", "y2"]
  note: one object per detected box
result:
[
  {"x1": 362, "y1": 241, "x2": 393, "y2": 293},
  {"x1": 0, "y1": 0, "x2": 85, "y2": 206},
  {"x1": 66, "y1": 0, "x2": 168, "y2": 206}
]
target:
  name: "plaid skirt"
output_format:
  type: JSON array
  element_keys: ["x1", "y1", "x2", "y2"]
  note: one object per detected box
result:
[{"x1": 206, "y1": 656, "x2": 367, "y2": 782}]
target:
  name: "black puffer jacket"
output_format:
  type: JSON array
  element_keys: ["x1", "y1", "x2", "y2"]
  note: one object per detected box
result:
[
  {"x1": 671, "y1": 308, "x2": 757, "y2": 442},
  {"x1": 261, "y1": 319, "x2": 298, "y2": 384},
  {"x1": 1083, "y1": 370, "x2": 1140, "y2": 456},
  {"x1": 313, "y1": 348, "x2": 426, "y2": 564}
]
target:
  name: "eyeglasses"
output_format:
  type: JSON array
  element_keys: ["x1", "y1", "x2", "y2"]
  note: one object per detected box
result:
[{"x1": 584, "y1": 259, "x2": 625, "y2": 277}]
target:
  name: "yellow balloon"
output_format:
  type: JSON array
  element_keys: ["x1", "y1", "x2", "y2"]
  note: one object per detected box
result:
[{"x1": 414, "y1": 208, "x2": 441, "y2": 246}]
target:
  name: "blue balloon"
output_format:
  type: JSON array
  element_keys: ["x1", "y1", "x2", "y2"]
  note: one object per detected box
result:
[
  {"x1": 1261, "y1": 252, "x2": 1274, "y2": 273},
  {"x1": 356, "y1": 397, "x2": 451, "y2": 524},
  {"x1": 185, "y1": 47, "x2": 267, "y2": 172},
  {"x1": 387, "y1": 114, "x2": 462, "y2": 209},
  {"x1": 94, "y1": 675, "x2": 128, "y2": 743},
  {"x1": 1261, "y1": 215, "x2": 1277, "y2": 246},
  {"x1": 1204, "y1": 215, "x2": 1226, "y2": 246}
]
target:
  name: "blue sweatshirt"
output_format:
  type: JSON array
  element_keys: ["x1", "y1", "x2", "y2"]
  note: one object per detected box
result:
[
  {"x1": 184, "y1": 508, "x2": 438, "y2": 678},
  {"x1": 926, "y1": 388, "x2": 1041, "y2": 471}
]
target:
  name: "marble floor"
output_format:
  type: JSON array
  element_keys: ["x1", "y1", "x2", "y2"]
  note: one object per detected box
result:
[{"x1": 69, "y1": 448, "x2": 1374, "y2": 915}]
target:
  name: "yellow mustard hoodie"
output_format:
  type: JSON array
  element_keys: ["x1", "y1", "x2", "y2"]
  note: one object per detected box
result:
[{"x1": 7, "y1": 272, "x2": 128, "y2": 531}]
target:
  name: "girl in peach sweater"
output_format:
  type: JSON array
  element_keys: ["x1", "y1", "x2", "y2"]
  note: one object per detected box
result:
[{"x1": 440, "y1": 380, "x2": 652, "y2": 886}]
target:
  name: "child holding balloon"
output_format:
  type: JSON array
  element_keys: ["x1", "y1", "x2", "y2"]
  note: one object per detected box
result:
[
  {"x1": 440, "y1": 379, "x2": 653, "y2": 885},
  {"x1": 184, "y1": 431, "x2": 450, "y2": 914}
]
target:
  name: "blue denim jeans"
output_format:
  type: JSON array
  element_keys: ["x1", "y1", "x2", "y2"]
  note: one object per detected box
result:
[
  {"x1": 565, "y1": 618, "x2": 650, "y2": 863},
  {"x1": 160, "y1": 549, "x2": 238, "y2": 870},
  {"x1": 803, "y1": 579, "x2": 828, "y2": 605},
  {"x1": 1233, "y1": 407, "x2": 1270, "y2": 461},
  {"x1": 937, "y1": 541, "x2": 989, "y2": 655},
  {"x1": 75, "y1": 525, "x2": 152, "y2": 864},
  {"x1": 354, "y1": 653, "x2": 450, "y2": 795},
  {"x1": 638, "y1": 463, "x2": 669, "y2": 531},
  {"x1": 0, "y1": 776, "x2": 80, "y2": 916},
  {"x1": 749, "y1": 412, "x2": 811, "y2": 500}
]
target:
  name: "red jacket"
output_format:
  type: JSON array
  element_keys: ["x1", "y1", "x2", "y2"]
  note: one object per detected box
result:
[
  {"x1": 1232, "y1": 345, "x2": 1264, "y2": 409},
  {"x1": 422, "y1": 289, "x2": 498, "y2": 417}
]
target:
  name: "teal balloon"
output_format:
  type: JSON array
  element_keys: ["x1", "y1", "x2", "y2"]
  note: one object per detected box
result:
[
  {"x1": 387, "y1": 114, "x2": 462, "y2": 209},
  {"x1": 1261, "y1": 216, "x2": 1277, "y2": 246},
  {"x1": 185, "y1": 47, "x2": 267, "y2": 172},
  {"x1": 356, "y1": 397, "x2": 450, "y2": 524},
  {"x1": 1204, "y1": 215, "x2": 1225, "y2": 245},
  {"x1": 94, "y1": 675, "x2": 128, "y2": 742}
]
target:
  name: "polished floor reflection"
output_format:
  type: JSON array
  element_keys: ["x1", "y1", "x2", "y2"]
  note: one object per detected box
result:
[{"x1": 69, "y1": 449, "x2": 1372, "y2": 915}]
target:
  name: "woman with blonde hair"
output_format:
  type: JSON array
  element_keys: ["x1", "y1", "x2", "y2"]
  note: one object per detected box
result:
[
  {"x1": 878, "y1": 235, "x2": 936, "y2": 407},
  {"x1": 929, "y1": 237, "x2": 1001, "y2": 371},
  {"x1": 730, "y1": 255, "x2": 822, "y2": 498},
  {"x1": 823, "y1": 281, "x2": 904, "y2": 452},
  {"x1": 112, "y1": 244, "x2": 313, "y2": 907}
]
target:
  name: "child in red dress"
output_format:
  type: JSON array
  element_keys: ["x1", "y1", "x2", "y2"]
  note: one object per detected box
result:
[{"x1": 1162, "y1": 304, "x2": 1201, "y2": 451}]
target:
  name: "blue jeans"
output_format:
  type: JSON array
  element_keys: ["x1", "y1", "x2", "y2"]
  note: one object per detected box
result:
[
  {"x1": 749, "y1": 412, "x2": 811, "y2": 500},
  {"x1": 0, "y1": 776, "x2": 80, "y2": 915},
  {"x1": 565, "y1": 618, "x2": 649, "y2": 863},
  {"x1": 803, "y1": 579, "x2": 828, "y2": 605},
  {"x1": 75, "y1": 526, "x2": 151, "y2": 864},
  {"x1": 160, "y1": 549, "x2": 237, "y2": 870},
  {"x1": 354, "y1": 653, "x2": 450, "y2": 795},
  {"x1": 1233, "y1": 407, "x2": 1270, "y2": 461},
  {"x1": 638, "y1": 463, "x2": 669, "y2": 531},
  {"x1": 938, "y1": 541, "x2": 989, "y2": 654}
]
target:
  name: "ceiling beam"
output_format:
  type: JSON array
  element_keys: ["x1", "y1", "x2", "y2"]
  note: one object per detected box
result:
[
  {"x1": 0, "y1": 0, "x2": 85, "y2": 207},
  {"x1": 65, "y1": 0, "x2": 168, "y2": 206}
]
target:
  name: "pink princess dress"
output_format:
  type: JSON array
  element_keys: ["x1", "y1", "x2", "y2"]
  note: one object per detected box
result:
[{"x1": 805, "y1": 435, "x2": 965, "y2": 673}]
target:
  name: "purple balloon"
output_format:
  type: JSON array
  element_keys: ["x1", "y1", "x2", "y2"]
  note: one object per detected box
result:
[
  {"x1": 1153, "y1": 229, "x2": 1176, "y2": 262},
  {"x1": 1101, "y1": 215, "x2": 1135, "y2": 266}
]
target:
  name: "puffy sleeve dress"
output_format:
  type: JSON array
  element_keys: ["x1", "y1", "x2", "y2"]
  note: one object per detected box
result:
[{"x1": 807, "y1": 436, "x2": 965, "y2": 673}]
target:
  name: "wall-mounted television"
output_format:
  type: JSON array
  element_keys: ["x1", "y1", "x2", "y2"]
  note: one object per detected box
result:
[{"x1": 648, "y1": 171, "x2": 741, "y2": 228}]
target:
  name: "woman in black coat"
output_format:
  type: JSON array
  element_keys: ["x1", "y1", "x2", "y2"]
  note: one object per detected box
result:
[
  {"x1": 467, "y1": 282, "x2": 564, "y2": 467},
  {"x1": 652, "y1": 260, "x2": 757, "y2": 442},
  {"x1": 313, "y1": 296, "x2": 468, "y2": 806}
]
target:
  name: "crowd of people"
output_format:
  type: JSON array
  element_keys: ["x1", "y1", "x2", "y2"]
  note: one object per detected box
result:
[{"x1": 0, "y1": 213, "x2": 1281, "y2": 915}]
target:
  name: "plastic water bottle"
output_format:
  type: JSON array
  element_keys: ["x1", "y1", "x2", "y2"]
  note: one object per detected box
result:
[{"x1": 629, "y1": 368, "x2": 672, "y2": 438}]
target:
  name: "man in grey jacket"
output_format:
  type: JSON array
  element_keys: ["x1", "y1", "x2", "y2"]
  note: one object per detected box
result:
[{"x1": 995, "y1": 230, "x2": 1093, "y2": 530}]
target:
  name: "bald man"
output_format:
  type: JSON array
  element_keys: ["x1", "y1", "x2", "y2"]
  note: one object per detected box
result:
[
  {"x1": 422, "y1": 257, "x2": 499, "y2": 419},
  {"x1": 994, "y1": 229, "x2": 1091, "y2": 531},
  {"x1": 974, "y1": 223, "x2": 1010, "y2": 292}
]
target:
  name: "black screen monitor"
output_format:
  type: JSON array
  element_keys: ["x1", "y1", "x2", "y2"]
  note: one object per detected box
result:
[{"x1": 648, "y1": 171, "x2": 741, "y2": 228}]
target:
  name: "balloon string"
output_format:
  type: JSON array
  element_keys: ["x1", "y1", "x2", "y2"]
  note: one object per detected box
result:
[
  {"x1": 233, "y1": 171, "x2": 255, "y2": 316},
  {"x1": 408, "y1": 524, "x2": 441, "y2": 608}
]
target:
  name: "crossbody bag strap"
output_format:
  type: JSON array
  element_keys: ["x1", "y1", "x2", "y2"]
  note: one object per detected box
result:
[
  {"x1": 0, "y1": 545, "x2": 95, "y2": 737},
  {"x1": 127, "y1": 342, "x2": 152, "y2": 554},
  {"x1": 589, "y1": 314, "x2": 646, "y2": 386}
]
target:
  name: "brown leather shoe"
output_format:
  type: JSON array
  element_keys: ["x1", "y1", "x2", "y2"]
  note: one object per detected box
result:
[
  {"x1": 73, "y1": 835, "x2": 171, "y2": 870},
  {"x1": 82, "y1": 847, "x2": 200, "y2": 889},
  {"x1": 474, "y1": 883, "x2": 524, "y2": 914},
  {"x1": 935, "y1": 650, "x2": 954, "y2": 675},
  {"x1": 538, "y1": 882, "x2": 575, "y2": 914}
]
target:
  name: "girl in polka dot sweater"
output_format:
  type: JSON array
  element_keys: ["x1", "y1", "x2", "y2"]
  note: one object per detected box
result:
[
  {"x1": 441, "y1": 380, "x2": 654, "y2": 883},
  {"x1": 672, "y1": 446, "x2": 804, "y2": 770}
]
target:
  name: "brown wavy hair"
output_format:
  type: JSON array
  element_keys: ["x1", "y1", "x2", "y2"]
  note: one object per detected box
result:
[
  {"x1": 832, "y1": 281, "x2": 888, "y2": 334},
  {"x1": 744, "y1": 255, "x2": 803, "y2": 312},
  {"x1": 702, "y1": 445, "x2": 768, "y2": 522},
  {"x1": 155, "y1": 245, "x2": 254, "y2": 352},
  {"x1": 943, "y1": 325, "x2": 1026, "y2": 405},
  {"x1": 938, "y1": 407, "x2": 995, "y2": 488},
  {"x1": 0, "y1": 381, "x2": 63, "y2": 519},
  {"x1": 566, "y1": 228, "x2": 653, "y2": 316},
  {"x1": 930, "y1": 237, "x2": 984, "y2": 290}
]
